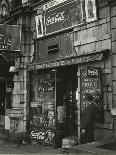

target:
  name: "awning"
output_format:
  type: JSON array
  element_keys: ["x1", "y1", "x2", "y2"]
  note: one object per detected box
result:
[{"x1": 27, "y1": 50, "x2": 109, "y2": 71}]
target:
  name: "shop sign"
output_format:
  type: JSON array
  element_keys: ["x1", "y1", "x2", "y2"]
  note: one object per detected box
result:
[
  {"x1": 80, "y1": 69, "x2": 104, "y2": 123},
  {"x1": 27, "y1": 53, "x2": 103, "y2": 71},
  {"x1": 43, "y1": 0, "x2": 67, "y2": 11},
  {"x1": 30, "y1": 129, "x2": 55, "y2": 145},
  {"x1": 87, "y1": 66, "x2": 100, "y2": 78},
  {"x1": 44, "y1": 0, "x2": 83, "y2": 35},
  {"x1": 0, "y1": 24, "x2": 21, "y2": 52}
]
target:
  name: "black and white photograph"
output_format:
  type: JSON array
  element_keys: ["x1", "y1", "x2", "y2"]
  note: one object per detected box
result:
[{"x1": 0, "y1": 0, "x2": 116, "y2": 155}]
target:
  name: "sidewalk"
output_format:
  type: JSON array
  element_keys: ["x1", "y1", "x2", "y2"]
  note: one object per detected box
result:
[
  {"x1": 0, "y1": 144, "x2": 62, "y2": 154},
  {"x1": 0, "y1": 137, "x2": 116, "y2": 154},
  {"x1": 68, "y1": 137, "x2": 116, "y2": 155}
]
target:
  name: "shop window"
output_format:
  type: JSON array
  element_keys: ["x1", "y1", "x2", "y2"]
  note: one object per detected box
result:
[{"x1": 29, "y1": 71, "x2": 56, "y2": 145}]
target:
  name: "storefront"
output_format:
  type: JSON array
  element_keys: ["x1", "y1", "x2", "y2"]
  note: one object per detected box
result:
[
  {"x1": 27, "y1": 49, "x2": 109, "y2": 147},
  {"x1": 27, "y1": 0, "x2": 112, "y2": 148},
  {"x1": 0, "y1": 24, "x2": 21, "y2": 132}
]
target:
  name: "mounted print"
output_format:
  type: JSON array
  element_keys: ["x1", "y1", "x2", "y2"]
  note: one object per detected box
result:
[
  {"x1": 85, "y1": 0, "x2": 97, "y2": 22},
  {"x1": 35, "y1": 14, "x2": 44, "y2": 38}
]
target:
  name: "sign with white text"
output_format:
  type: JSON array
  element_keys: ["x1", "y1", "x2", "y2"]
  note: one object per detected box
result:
[
  {"x1": 43, "y1": 0, "x2": 67, "y2": 11},
  {"x1": 0, "y1": 24, "x2": 21, "y2": 52}
]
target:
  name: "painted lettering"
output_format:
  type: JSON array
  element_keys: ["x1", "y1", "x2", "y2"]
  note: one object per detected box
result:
[{"x1": 46, "y1": 11, "x2": 65, "y2": 26}]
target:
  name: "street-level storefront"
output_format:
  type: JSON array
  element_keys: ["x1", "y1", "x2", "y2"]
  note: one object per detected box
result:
[
  {"x1": 27, "y1": 0, "x2": 112, "y2": 148},
  {"x1": 0, "y1": 24, "x2": 21, "y2": 132},
  {"x1": 28, "y1": 50, "x2": 108, "y2": 147}
]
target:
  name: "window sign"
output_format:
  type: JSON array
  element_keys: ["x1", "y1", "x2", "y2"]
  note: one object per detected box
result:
[
  {"x1": 45, "y1": 0, "x2": 83, "y2": 35},
  {"x1": 85, "y1": 0, "x2": 97, "y2": 22},
  {"x1": 0, "y1": 24, "x2": 21, "y2": 51},
  {"x1": 87, "y1": 66, "x2": 100, "y2": 78},
  {"x1": 80, "y1": 69, "x2": 104, "y2": 123},
  {"x1": 35, "y1": 14, "x2": 44, "y2": 38}
]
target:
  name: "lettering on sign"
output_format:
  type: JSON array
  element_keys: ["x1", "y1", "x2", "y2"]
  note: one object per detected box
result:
[
  {"x1": 28, "y1": 53, "x2": 103, "y2": 71},
  {"x1": 0, "y1": 35, "x2": 12, "y2": 50},
  {"x1": 30, "y1": 130, "x2": 45, "y2": 140},
  {"x1": 46, "y1": 11, "x2": 65, "y2": 26},
  {"x1": 30, "y1": 129, "x2": 55, "y2": 144},
  {"x1": 80, "y1": 69, "x2": 104, "y2": 123},
  {"x1": 87, "y1": 66, "x2": 100, "y2": 78},
  {"x1": 45, "y1": 0, "x2": 83, "y2": 35},
  {"x1": 43, "y1": 0, "x2": 67, "y2": 11}
]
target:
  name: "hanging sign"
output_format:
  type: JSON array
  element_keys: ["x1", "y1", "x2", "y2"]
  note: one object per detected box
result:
[
  {"x1": 44, "y1": 0, "x2": 83, "y2": 35},
  {"x1": 0, "y1": 24, "x2": 21, "y2": 52}
]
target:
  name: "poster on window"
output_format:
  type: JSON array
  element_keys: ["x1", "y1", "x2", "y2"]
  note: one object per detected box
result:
[
  {"x1": 85, "y1": 0, "x2": 97, "y2": 23},
  {"x1": 35, "y1": 14, "x2": 44, "y2": 38}
]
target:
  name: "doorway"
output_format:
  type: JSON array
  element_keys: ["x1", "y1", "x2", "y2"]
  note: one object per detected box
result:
[
  {"x1": 56, "y1": 65, "x2": 78, "y2": 147},
  {"x1": 0, "y1": 80, "x2": 6, "y2": 128},
  {"x1": 0, "y1": 59, "x2": 7, "y2": 129}
]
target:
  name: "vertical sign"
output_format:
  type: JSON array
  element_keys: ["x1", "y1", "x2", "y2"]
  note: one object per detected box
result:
[
  {"x1": 35, "y1": 14, "x2": 44, "y2": 38},
  {"x1": 29, "y1": 72, "x2": 56, "y2": 145},
  {"x1": 85, "y1": 0, "x2": 97, "y2": 22},
  {"x1": 80, "y1": 68, "x2": 104, "y2": 123}
]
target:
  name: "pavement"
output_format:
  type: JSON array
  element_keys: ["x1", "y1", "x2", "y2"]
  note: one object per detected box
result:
[
  {"x1": 68, "y1": 136, "x2": 116, "y2": 155},
  {"x1": 0, "y1": 137, "x2": 116, "y2": 154}
]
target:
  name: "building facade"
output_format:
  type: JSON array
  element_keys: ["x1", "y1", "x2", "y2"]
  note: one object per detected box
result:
[{"x1": 0, "y1": 0, "x2": 116, "y2": 147}]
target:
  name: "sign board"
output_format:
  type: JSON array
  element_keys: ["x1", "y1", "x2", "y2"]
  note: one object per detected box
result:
[
  {"x1": 27, "y1": 52, "x2": 103, "y2": 71},
  {"x1": 87, "y1": 66, "x2": 100, "y2": 78},
  {"x1": 44, "y1": 0, "x2": 83, "y2": 35},
  {"x1": 43, "y1": 0, "x2": 67, "y2": 11},
  {"x1": 30, "y1": 128, "x2": 55, "y2": 145},
  {"x1": 80, "y1": 69, "x2": 104, "y2": 123},
  {"x1": 0, "y1": 24, "x2": 21, "y2": 51}
]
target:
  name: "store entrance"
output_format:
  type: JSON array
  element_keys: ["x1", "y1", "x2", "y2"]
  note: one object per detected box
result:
[
  {"x1": 0, "y1": 59, "x2": 7, "y2": 129},
  {"x1": 0, "y1": 81, "x2": 6, "y2": 128},
  {"x1": 56, "y1": 66, "x2": 78, "y2": 147}
]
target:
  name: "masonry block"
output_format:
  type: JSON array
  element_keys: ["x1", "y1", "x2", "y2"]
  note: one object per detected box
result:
[
  {"x1": 105, "y1": 68, "x2": 112, "y2": 74},
  {"x1": 112, "y1": 41, "x2": 116, "y2": 54},
  {"x1": 112, "y1": 95, "x2": 116, "y2": 108},
  {"x1": 112, "y1": 67, "x2": 116, "y2": 80},
  {"x1": 111, "y1": 6, "x2": 116, "y2": 17},
  {"x1": 111, "y1": 17, "x2": 116, "y2": 29},
  {"x1": 112, "y1": 81, "x2": 116, "y2": 95},
  {"x1": 112, "y1": 54, "x2": 116, "y2": 66},
  {"x1": 99, "y1": 7, "x2": 110, "y2": 20},
  {"x1": 111, "y1": 29, "x2": 116, "y2": 41}
]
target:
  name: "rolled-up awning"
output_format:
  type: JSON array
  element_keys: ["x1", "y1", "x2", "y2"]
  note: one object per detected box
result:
[{"x1": 27, "y1": 50, "x2": 110, "y2": 71}]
